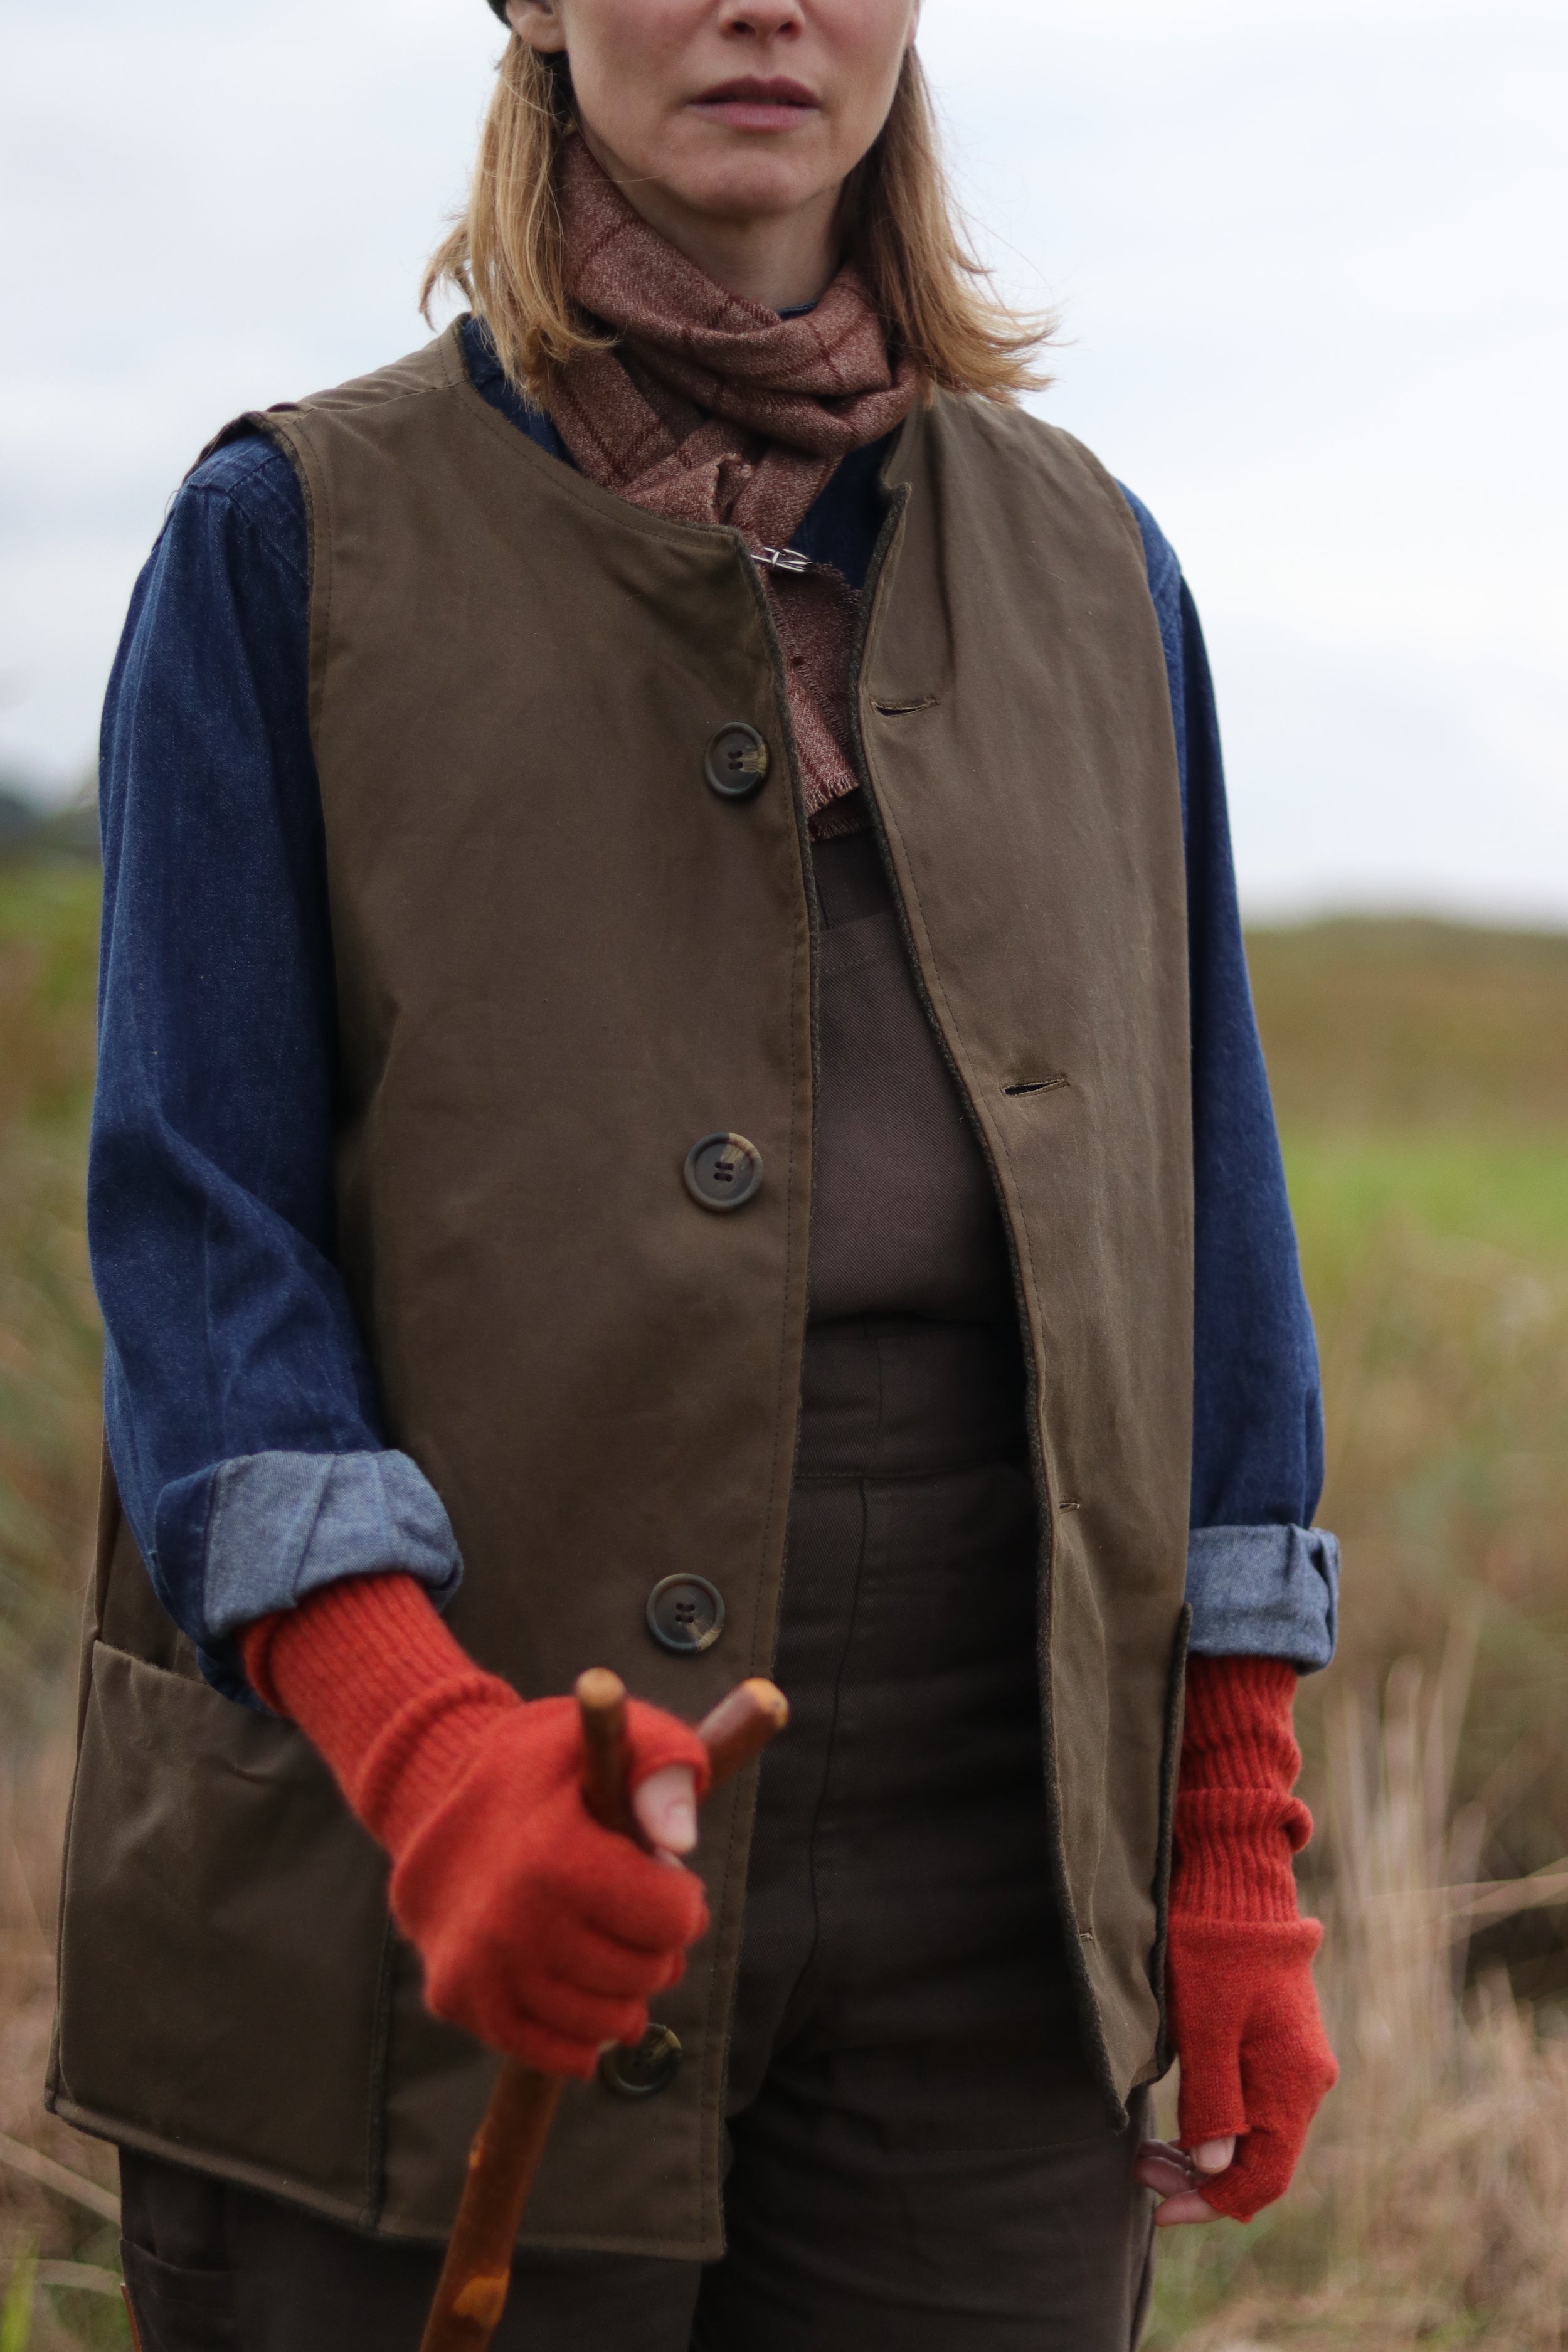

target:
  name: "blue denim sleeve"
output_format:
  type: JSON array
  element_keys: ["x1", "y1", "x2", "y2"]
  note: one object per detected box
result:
[
  {"x1": 92, "y1": 435, "x2": 461, "y2": 1702},
  {"x1": 1118, "y1": 485, "x2": 1339, "y2": 1671}
]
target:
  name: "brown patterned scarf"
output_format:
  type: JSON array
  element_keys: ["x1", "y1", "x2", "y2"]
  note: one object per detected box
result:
[{"x1": 548, "y1": 136, "x2": 919, "y2": 827}]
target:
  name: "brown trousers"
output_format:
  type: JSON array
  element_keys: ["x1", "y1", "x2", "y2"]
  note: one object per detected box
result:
[{"x1": 121, "y1": 1322, "x2": 1156, "y2": 2351}]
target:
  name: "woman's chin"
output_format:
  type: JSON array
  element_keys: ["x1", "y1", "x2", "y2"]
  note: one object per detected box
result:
[{"x1": 653, "y1": 142, "x2": 842, "y2": 229}]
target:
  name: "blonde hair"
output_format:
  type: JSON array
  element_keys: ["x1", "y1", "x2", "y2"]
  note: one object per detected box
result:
[{"x1": 422, "y1": 38, "x2": 1051, "y2": 404}]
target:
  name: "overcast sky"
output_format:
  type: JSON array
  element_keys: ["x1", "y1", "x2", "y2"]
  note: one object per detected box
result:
[{"x1": 2, "y1": 0, "x2": 1564, "y2": 919}]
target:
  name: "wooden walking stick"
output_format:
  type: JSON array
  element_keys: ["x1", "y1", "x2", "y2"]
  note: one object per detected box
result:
[{"x1": 419, "y1": 1670, "x2": 788, "y2": 2352}]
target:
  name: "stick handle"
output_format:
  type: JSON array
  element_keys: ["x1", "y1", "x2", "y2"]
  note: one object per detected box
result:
[
  {"x1": 419, "y1": 1671, "x2": 787, "y2": 2352},
  {"x1": 694, "y1": 1676, "x2": 790, "y2": 1786},
  {"x1": 575, "y1": 1666, "x2": 644, "y2": 1844}
]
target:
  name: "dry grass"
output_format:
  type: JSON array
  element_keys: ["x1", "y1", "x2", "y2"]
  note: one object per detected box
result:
[
  {"x1": 0, "y1": 886, "x2": 1564, "y2": 2344},
  {"x1": 0, "y1": 1734, "x2": 124, "y2": 2350}
]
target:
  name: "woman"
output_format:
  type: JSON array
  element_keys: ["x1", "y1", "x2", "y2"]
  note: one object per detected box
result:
[{"x1": 54, "y1": 3, "x2": 1339, "y2": 2346}]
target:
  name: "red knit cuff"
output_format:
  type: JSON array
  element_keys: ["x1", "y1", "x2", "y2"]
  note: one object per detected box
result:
[
  {"x1": 1170, "y1": 1653, "x2": 1312, "y2": 1927},
  {"x1": 242, "y1": 1574, "x2": 517, "y2": 1846},
  {"x1": 243, "y1": 1574, "x2": 714, "y2": 1858},
  {"x1": 243, "y1": 1571, "x2": 474, "y2": 1720},
  {"x1": 1180, "y1": 1653, "x2": 1301, "y2": 1788}
]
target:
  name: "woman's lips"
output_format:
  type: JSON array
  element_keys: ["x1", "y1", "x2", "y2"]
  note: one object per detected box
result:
[{"x1": 690, "y1": 77, "x2": 820, "y2": 133}]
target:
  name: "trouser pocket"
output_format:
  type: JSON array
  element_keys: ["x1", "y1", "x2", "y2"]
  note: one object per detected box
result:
[{"x1": 121, "y1": 2237, "x2": 240, "y2": 2352}]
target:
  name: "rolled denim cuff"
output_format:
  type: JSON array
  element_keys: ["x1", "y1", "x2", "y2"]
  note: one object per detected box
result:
[
  {"x1": 1184, "y1": 1523, "x2": 1340, "y2": 1671},
  {"x1": 201, "y1": 1449, "x2": 463, "y2": 1642}
]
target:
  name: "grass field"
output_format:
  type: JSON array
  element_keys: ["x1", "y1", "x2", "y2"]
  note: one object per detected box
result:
[{"x1": 0, "y1": 870, "x2": 1564, "y2": 2346}]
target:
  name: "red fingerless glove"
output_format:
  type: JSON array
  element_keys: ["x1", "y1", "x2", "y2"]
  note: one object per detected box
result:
[
  {"x1": 243, "y1": 1576, "x2": 712, "y2": 2080},
  {"x1": 1167, "y1": 1653, "x2": 1338, "y2": 2222}
]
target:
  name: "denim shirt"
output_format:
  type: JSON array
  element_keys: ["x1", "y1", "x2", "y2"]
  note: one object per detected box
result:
[{"x1": 92, "y1": 320, "x2": 1339, "y2": 1699}]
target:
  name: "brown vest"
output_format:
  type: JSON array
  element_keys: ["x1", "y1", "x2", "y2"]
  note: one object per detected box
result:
[{"x1": 50, "y1": 325, "x2": 1193, "y2": 2258}]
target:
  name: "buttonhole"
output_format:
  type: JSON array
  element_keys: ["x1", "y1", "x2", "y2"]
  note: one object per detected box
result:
[
  {"x1": 1004, "y1": 1073, "x2": 1069, "y2": 1098},
  {"x1": 871, "y1": 695, "x2": 940, "y2": 716},
  {"x1": 1058, "y1": 1498, "x2": 1083, "y2": 1513}
]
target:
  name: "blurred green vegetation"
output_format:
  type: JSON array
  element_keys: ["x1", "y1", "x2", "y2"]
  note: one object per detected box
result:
[
  {"x1": 0, "y1": 863, "x2": 125, "y2": 2347},
  {"x1": 1250, "y1": 918, "x2": 1568, "y2": 1134},
  {"x1": 1249, "y1": 924, "x2": 1568, "y2": 1996},
  {"x1": 0, "y1": 865, "x2": 101, "y2": 1740}
]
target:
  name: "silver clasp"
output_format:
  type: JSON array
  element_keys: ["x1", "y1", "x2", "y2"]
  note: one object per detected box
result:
[{"x1": 753, "y1": 544, "x2": 812, "y2": 575}]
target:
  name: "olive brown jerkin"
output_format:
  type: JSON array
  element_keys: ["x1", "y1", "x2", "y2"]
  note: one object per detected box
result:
[{"x1": 49, "y1": 321, "x2": 1194, "y2": 2260}]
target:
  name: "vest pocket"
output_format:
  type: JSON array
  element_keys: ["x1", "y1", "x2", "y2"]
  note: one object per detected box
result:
[{"x1": 53, "y1": 1640, "x2": 393, "y2": 2230}]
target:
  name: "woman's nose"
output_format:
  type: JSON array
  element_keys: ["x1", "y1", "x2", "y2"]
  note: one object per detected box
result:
[{"x1": 716, "y1": 0, "x2": 807, "y2": 41}]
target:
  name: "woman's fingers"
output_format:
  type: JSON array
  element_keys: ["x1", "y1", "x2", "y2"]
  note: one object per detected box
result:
[
  {"x1": 504, "y1": 1973, "x2": 647, "y2": 2053},
  {"x1": 1152, "y1": 2188, "x2": 1222, "y2": 2227},
  {"x1": 1193, "y1": 2135, "x2": 1237, "y2": 2173},
  {"x1": 565, "y1": 1828, "x2": 709, "y2": 1951},
  {"x1": 632, "y1": 1762, "x2": 699, "y2": 1856},
  {"x1": 1134, "y1": 2137, "x2": 1229, "y2": 2227},
  {"x1": 1205, "y1": 2122, "x2": 1300, "y2": 2220},
  {"x1": 1133, "y1": 2141, "x2": 1195, "y2": 2198},
  {"x1": 544, "y1": 1915, "x2": 689, "y2": 2000}
]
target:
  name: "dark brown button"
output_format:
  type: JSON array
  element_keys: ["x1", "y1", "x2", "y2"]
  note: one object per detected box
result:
[
  {"x1": 600, "y1": 2025, "x2": 682, "y2": 2099},
  {"x1": 684, "y1": 1132, "x2": 763, "y2": 1212},
  {"x1": 647, "y1": 1574, "x2": 725, "y2": 1655},
  {"x1": 704, "y1": 723, "x2": 770, "y2": 800}
]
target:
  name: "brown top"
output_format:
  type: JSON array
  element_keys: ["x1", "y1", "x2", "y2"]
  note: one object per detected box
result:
[{"x1": 809, "y1": 829, "x2": 1014, "y2": 1327}]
